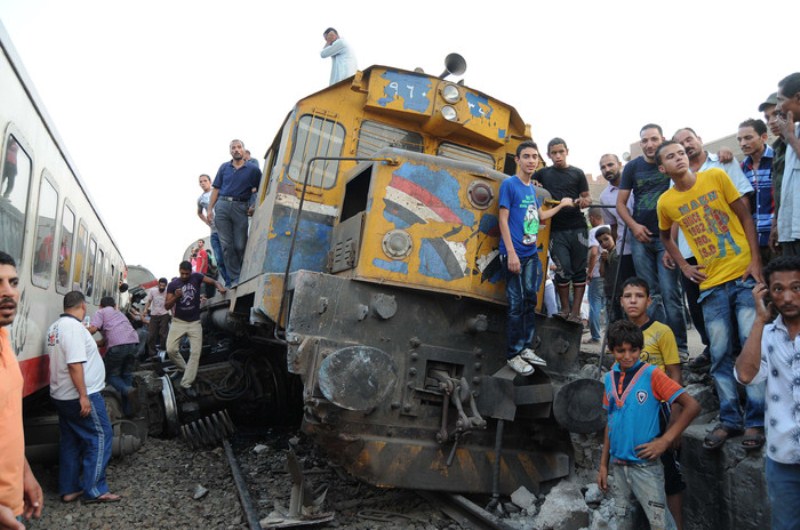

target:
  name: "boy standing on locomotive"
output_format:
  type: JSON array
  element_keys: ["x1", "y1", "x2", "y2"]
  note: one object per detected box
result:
[{"x1": 499, "y1": 141, "x2": 574, "y2": 375}]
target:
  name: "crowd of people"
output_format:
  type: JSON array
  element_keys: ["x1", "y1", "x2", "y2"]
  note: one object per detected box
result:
[{"x1": 498, "y1": 72, "x2": 800, "y2": 529}]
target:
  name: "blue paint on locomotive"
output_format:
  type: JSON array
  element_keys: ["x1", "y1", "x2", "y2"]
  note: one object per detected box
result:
[
  {"x1": 498, "y1": 129, "x2": 506, "y2": 139},
  {"x1": 419, "y1": 238, "x2": 466, "y2": 282},
  {"x1": 382, "y1": 163, "x2": 475, "y2": 229},
  {"x1": 372, "y1": 258, "x2": 408, "y2": 274},
  {"x1": 263, "y1": 207, "x2": 333, "y2": 274},
  {"x1": 377, "y1": 71, "x2": 432, "y2": 113},
  {"x1": 465, "y1": 93, "x2": 493, "y2": 119},
  {"x1": 478, "y1": 214, "x2": 499, "y2": 236}
]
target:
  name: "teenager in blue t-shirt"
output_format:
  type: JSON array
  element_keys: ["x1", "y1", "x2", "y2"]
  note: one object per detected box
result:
[{"x1": 498, "y1": 141, "x2": 573, "y2": 375}]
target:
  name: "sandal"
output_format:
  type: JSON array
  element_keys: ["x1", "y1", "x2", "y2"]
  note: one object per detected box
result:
[
  {"x1": 703, "y1": 424, "x2": 741, "y2": 450},
  {"x1": 84, "y1": 492, "x2": 122, "y2": 504},
  {"x1": 741, "y1": 427, "x2": 765, "y2": 451},
  {"x1": 554, "y1": 311, "x2": 570, "y2": 320},
  {"x1": 61, "y1": 491, "x2": 83, "y2": 503}
]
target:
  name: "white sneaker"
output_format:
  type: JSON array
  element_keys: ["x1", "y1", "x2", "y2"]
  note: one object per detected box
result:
[
  {"x1": 508, "y1": 355, "x2": 535, "y2": 376},
  {"x1": 520, "y1": 348, "x2": 547, "y2": 367}
]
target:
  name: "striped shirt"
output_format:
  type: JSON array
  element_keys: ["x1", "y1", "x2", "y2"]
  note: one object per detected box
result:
[{"x1": 741, "y1": 144, "x2": 775, "y2": 247}]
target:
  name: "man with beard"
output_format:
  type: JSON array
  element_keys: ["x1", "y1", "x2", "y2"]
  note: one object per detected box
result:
[
  {"x1": 737, "y1": 118, "x2": 775, "y2": 263},
  {"x1": 207, "y1": 139, "x2": 261, "y2": 285},
  {"x1": 598, "y1": 154, "x2": 636, "y2": 321},
  {"x1": 617, "y1": 124, "x2": 687, "y2": 353},
  {"x1": 672, "y1": 128, "x2": 753, "y2": 369},
  {"x1": 142, "y1": 278, "x2": 170, "y2": 358},
  {"x1": 0, "y1": 251, "x2": 43, "y2": 528}
]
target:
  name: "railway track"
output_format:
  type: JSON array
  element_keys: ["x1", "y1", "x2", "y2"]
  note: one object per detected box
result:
[{"x1": 222, "y1": 428, "x2": 526, "y2": 530}]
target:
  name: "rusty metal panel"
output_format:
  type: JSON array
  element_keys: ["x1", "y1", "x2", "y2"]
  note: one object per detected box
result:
[{"x1": 328, "y1": 212, "x2": 363, "y2": 273}]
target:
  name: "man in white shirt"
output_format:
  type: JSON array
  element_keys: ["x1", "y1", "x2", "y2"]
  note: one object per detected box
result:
[
  {"x1": 320, "y1": 27, "x2": 357, "y2": 85},
  {"x1": 47, "y1": 291, "x2": 120, "y2": 503}
]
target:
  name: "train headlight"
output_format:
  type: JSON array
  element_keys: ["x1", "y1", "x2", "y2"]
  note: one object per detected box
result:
[
  {"x1": 467, "y1": 181, "x2": 494, "y2": 209},
  {"x1": 441, "y1": 84, "x2": 461, "y2": 104},
  {"x1": 441, "y1": 105, "x2": 458, "y2": 122},
  {"x1": 381, "y1": 230, "x2": 413, "y2": 259}
]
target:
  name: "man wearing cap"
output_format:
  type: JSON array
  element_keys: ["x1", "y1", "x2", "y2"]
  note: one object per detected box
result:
[
  {"x1": 143, "y1": 278, "x2": 170, "y2": 357},
  {"x1": 208, "y1": 139, "x2": 261, "y2": 285},
  {"x1": 760, "y1": 93, "x2": 788, "y2": 254},
  {"x1": 775, "y1": 74, "x2": 800, "y2": 256}
]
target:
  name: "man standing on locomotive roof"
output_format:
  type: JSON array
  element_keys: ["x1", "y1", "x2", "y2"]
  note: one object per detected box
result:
[
  {"x1": 165, "y1": 261, "x2": 225, "y2": 395},
  {"x1": 0, "y1": 251, "x2": 43, "y2": 527},
  {"x1": 207, "y1": 139, "x2": 260, "y2": 286},
  {"x1": 320, "y1": 27, "x2": 357, "y2": 85}
]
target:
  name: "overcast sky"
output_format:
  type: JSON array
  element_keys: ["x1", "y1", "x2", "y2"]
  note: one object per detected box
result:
[{"x1": 0, "y1": 0, "x2": 792, "y2": 280}]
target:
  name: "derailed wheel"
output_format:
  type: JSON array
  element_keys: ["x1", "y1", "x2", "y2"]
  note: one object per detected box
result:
[{"x1": 552, "y1": 379, "x2": 606, "y2": 433}]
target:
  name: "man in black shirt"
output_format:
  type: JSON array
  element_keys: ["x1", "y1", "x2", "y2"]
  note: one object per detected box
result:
[{"x1": 535, "y1": 138, "x2": 592, "y2": 322}]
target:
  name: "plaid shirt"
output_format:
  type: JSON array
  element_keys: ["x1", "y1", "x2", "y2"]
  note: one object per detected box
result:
[{"x1": 741, "y1": 144, "x2": 775, "y2": 247}]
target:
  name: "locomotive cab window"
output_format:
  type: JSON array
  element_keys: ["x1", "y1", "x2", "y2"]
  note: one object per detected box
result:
[
  {"x1": 287, "y1": 115, "x2": 345, "y2": 189},
  {"x1": 31, "y1": 175, "x2": 58, "y2": 289},
  {"x1": 437, "y1": 142, "x2": 495, "y2": 169},
  {"x1": 56, "y1": 204, "x2": 75, "y2": 293},
  {"x1": 0, "y1": 134, "x2": 32, "y2": 265},
  {"x1": 357, "y1": 121, "x2": 423, "y2": 158}
]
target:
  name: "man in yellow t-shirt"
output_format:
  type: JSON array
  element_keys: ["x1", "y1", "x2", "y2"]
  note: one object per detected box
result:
[
  {"x1": 656, "y1": 141, "x2": 765, "y2": 453},
  {"x1": 0, "y1": 251, "x2": 43, "y2": 527}
]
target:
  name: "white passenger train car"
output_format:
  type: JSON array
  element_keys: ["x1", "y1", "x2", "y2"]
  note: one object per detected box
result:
[{"x1": 0, "y1": 21, "x2": 126, "y2": 399}]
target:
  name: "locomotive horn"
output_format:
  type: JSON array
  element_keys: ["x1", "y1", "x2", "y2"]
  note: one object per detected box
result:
[{"x1": 440, "y1": 53, "x2": 466, "y2": 79}]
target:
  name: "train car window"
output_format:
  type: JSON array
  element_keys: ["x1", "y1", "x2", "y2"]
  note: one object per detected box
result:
[
  {"x1": 110, "y1": 263, "x2": 116, "y2": 299},
  {"x1": 287, "y1": 115, "x2": 345, "y2": 189},
  {"x1": 56, "y1": 204, "x2": 76, "y2": 293},
  {"x1": 0, "y1": 135, "x2": 32, "y2": 265},
  {"x1": 100, "y1": 254, "x2": 110, "y2": 300},
  {"x1": 437, "y1": 142, "x2": 495, "y2": 169},
  {"x1": 86, "y1": 238, "x2": 97, "y2": 297},
  {"x1": 31, "y1": 177, "x2": 58, "y2": 289},
  {"x1": 73, "y1": 222, "x2": 88, "y2": 289},
  {"x1": 356, "y1": 121, "x2": 423, "y2": 158},
  {"x1": 94, "y1": 249, "x2": 105, "y2": 304}
]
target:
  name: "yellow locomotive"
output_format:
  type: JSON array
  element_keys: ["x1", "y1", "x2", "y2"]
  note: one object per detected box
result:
[{"x1": 210, "y1": 57, "x2": 597, "y2": 495}]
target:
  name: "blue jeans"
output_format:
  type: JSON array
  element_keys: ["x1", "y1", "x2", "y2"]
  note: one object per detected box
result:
[
  {"x1": 104, "y1": 343, "x2": 137, "y2": 415},
  {"x1": 210, "y1": 231, "x2": 229, "y2": 285},
  {"x1": 52, "y1": 393, "x2": 113, "y2": 499},
  {"x1": 629, "y1": 237, "x2": 687, "y2": 350},
  {"x1": 502, "y1": 253, "x2": 540, "y2": 359},
  {"x1": 766, "y1": 458, "x2": 800, "y2": 530},
  {"x1": 612, "y1": 461, "x2": 676, "y2": 530},
  {"x1": 588, "y1": 276, "x2": 605, "y2": 340},
  {"x1": 215, "y1": 200, "x2": 249, "y2": 283},
  {"x1": 700, "y1": 278, "x2": 765, "y2": 430}
]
